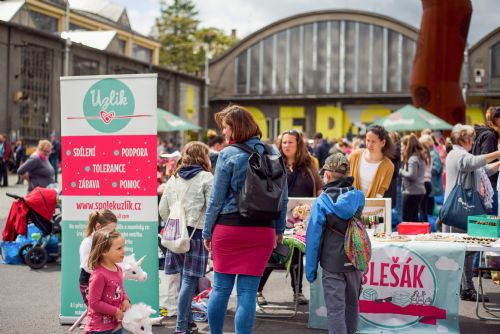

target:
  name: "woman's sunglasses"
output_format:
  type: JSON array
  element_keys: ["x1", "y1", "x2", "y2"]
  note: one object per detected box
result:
[{"x1": 282, "y1": 129, "x2": 302, "y2": 137}]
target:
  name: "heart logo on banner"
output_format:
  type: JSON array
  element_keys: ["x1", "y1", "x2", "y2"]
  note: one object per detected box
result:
[{"x1": 99, "y1": 110, "x2": 115, "y2": 124}]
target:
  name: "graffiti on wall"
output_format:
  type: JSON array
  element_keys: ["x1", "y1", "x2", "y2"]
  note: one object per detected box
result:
[{"x1": 245, "y1": 104, "x2": 484, "y2": 140}]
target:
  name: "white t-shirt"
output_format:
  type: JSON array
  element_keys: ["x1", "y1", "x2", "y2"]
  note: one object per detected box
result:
[
  {"x1": 79, "y1": 235, "x2": 93, "y2": 273},
  {"x1": 359, "y1": 152, "x2": 382, "y2": 195}
]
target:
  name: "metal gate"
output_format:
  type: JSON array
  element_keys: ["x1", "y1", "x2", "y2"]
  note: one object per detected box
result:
[{"x1": 19, "y1": 43, "x2": 53, "y2": 142}]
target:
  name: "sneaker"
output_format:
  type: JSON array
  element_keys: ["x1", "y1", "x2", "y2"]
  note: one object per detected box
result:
[
  {"x1": 460, "y1": 288, "x2": 489, "y2": 302},
  {"x1": 257, "y1": 292, "x2": 268, "y2": 306},
  {"x1": 188, "y1": 321, "x2": 198, "y2": 331},
  {"x1": 294, "y1": 292, "x2": 309, "y2": 305}
]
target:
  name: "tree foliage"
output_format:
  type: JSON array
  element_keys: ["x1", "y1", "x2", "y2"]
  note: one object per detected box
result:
[{"x1": 154, "y1": 0, "x2": 238, "y2": 74}]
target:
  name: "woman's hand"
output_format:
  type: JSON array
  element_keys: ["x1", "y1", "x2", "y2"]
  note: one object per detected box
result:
[
  {"x1": 275, "y1": 234, "x2": 284, "y2": 248},
  {"x1": 203, "y1": 239, "x2": 211, "y2": 251}
]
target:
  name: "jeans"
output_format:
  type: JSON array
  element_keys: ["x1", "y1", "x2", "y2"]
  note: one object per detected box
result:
[
  {"x1": 89, "y1": 329, "x2": 123, "y2": 334},
  {"x1": 176, "y1": 274, "x2": 198, "y2": 332},
  {"x1": 208, "y1": 272, "x2": 260, "y2": 334}
]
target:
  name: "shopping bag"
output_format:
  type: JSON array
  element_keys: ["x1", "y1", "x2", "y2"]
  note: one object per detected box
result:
[
  {"x1": 161, "y1": 199, "x2": 191, "y2": 253},
  {"x1": 439, "y1": 170, "x2": 485, "y2": 231}
]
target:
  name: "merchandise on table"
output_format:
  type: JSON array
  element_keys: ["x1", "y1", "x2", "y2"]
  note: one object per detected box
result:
[
  {"x1": 398, "y1": 222, "x2": 431, "y2": 235},
  {"x1": 453, "y1": 235, "x2": 498, "y2": 246},
  {"x1": 414, "y1": 233, "x2": 458, "y2": 242},
  {"x1": 373, "y1": 232, "x2": 410, "y2": 242}
]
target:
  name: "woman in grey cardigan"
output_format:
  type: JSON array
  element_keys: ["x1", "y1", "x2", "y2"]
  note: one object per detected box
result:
[
  {"x1": 17, "y1": 139, "x2": 55, "y2": 193},
  {"x1": 399, "y1": 134, "x2": 426, "y2": 222},
  {"x1": 444, "y1": 124, "x2": 500, "y2": 301}
]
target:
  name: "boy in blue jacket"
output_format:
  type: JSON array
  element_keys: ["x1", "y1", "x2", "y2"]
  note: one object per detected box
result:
[{"x1": 306, "y1": 153, "x2": 365, "y2": 334}]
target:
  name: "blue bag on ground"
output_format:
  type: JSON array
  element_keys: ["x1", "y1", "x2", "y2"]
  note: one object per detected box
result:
[
  {"x1": 439, "y1": 170, "x2": 485, "y2": 231},
  {"x1": 1, "y1": 241, "x2": 23, "y2": 264}
]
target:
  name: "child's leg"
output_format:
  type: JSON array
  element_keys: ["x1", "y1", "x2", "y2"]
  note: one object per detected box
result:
[
  {"x1": 322, "y1": 269, "x2": 347, "y2": 334},
  {"x1": 344, "y1": 271, "x2": 363, "y2": 334}
]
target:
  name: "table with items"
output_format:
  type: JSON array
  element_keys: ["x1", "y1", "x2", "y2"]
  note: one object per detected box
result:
[{"x1": 308, "y1": 233, "x2": 500, "y2": 333}]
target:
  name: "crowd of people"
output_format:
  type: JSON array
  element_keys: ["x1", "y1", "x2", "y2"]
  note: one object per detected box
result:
[
  {"x1": 7, "y1": 105, "x2": 500, "y2": 334},
  {"x1": 0, "y1": 132, "x2": 61, "y2": 192}
]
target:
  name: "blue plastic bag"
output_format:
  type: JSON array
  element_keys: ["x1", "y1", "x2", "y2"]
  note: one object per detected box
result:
[{"x1": 1, "y1": 241, "x2": 23, "y2": 265}]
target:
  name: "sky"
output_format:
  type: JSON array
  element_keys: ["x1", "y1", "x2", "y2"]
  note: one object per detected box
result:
[{"x1": 115, "y1": 0, "x2": 500, "y2": 46}]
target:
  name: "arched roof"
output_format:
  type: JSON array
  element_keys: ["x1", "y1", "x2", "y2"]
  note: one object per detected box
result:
[{"x1": 209, "y1": 9, "x2": 419, "y2": 98}]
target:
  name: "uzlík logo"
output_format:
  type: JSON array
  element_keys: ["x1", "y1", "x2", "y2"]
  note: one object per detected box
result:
[{"x1": 80, "y1": 79, "x2": 137, "y2": 133}]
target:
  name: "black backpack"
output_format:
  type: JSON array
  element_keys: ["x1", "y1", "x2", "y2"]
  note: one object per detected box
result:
[{"x1": 231, "y1": 143, "x2": 287, "y2": 221}]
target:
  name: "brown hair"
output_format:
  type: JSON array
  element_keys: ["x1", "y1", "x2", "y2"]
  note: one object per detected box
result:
[
  {"x1": 366, "y1": 124, "x2": 395, "y2": 159},
  {"x1": 277, "y1": 130, "x2": 314, "y2": 173},
  {"x1": 485, "y1": 106, "x2": 500, "y2": 135},
  {"x1": 174, "y1": 141, "x2": 211, "y2": 175},
  {"x1": 214, "y1": 105, "x2": 262, "y2": 143},
  {"x1": 85, "y1": 209, "x2": 118, "y2": 237},
  {"x1": 88, "y1": 229, "x2": 122, "y2": 270},
  {"x1": 401, "y1": 134, "x2": 426, "y2": 165}
]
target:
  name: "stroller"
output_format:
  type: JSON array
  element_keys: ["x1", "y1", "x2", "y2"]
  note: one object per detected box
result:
[{"x1": 3, "y1": 187, "x2": 61, "y2": 269}]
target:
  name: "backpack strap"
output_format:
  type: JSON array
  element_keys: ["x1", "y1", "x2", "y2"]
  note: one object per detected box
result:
[{"x1": 230, "y1": 143, "x2": 255, "y2": 155}]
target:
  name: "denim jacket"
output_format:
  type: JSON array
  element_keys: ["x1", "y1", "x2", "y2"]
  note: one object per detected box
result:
[{"x1": 202, "y1": 136, "x2": 288, "y2": 240}]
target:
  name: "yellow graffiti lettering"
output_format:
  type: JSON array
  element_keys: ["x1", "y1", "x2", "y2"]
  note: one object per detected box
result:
[
  {"x1": 279, "y1": 106, "x2": 305, "y2": 134},
  {"x1": 466, "y1": 106, "x2": 484, "y2": 125},
  {"x1": 186, "y1": 86, "x2": 194, "y2": 120},
  {"x1": 246, "y1": 107, "x2": 268, "y2": 140},
  {"x1": 316, "y1": 106, "x2": 346, "y2": 140},
  {"x1": 360, "y1": 105, "x2": 391, "y2": 124}
]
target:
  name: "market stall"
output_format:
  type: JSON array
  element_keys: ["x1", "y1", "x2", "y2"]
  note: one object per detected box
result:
[{"x1": 308, "y1": 235, "x2": 500, "y2": 333}]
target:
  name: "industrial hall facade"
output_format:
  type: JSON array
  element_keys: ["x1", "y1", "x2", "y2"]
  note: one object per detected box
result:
[
  {"x1": 207, "y1": 10, "x2": 500, "y2": 140},
  {"x1": 0, "y1": 0, "x2": 203, "y2": 144}
]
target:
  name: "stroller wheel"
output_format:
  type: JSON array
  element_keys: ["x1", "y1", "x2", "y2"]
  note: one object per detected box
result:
[
  {"x1": 18, "y1": 243, "x2": 33, "y2": 264},
  {"x1": 25, "y1": 246, "x2": 48, "y2": 269}
]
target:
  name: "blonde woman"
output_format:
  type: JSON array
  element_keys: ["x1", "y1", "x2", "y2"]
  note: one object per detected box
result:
[
  {"x1": 17, "y1": 139, "x2": 55, "y2": 192},
  {"x1": 159, "y1": 141, "x2": 214, "y2": 334},
  {"x1": 444, "y1": 124, "x2": 500, "y2": 301}
]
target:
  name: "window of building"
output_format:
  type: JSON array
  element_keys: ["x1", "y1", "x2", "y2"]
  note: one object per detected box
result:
[
  {"x1": 118, "y1": 39, "x2": 127, "y2": 55},
  {"x1": 20, "y1": 44, "x2": 53, "y2": 141},
  {"x1": 132, "y1": 43, "x2": 152, "y2": 63},
  {"x1": 73, "y1": 56, "x2": 99, "y2": 76},
  {"x1": 490, "y1": 42, "x2": 500, "y2": 90},
  {"x1": 158, "y1": 77, "x2": 170, "y2": 110},
  {"x1": 29, "y1": 10, "x2": 58, "y2": 33},
  {"x1": 69, "y1": 23, "x2": 89, "y2": 31}
]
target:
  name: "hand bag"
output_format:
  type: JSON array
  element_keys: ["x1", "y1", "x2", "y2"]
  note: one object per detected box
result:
[
  {"x1": 439, "y1": 167, "x2": 485, "y2": 231},
  {"x1": 161, "y1": 177, "x2": 200, "y2": 254}
]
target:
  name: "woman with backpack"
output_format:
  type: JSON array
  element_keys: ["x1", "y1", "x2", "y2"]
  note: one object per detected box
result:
[
  {"x1": 202, "y1": 105, "x2": 288, "y2": 334},
  {"x1": 256, "y1": 129, "x2": 322, "y2": 306},
  {"x1": 159, "y1": 141, "x2": 214, "y2": 334}
]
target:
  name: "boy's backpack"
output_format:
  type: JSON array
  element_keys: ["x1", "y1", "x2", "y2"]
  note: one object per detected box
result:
[
  {"x1": 344, "y1": 216, "x2": 372, "y2": 272},
  {"x1": 231, "y1": 143, "x2": 287, "y2": 221}
]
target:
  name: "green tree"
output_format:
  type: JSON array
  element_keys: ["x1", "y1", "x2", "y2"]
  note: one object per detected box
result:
[
  {"x1": 154, "y1": 1, "x2": 238, "y2": 74},
  {"x1": 155, "y1": 0, "x2": 200, "y2": 73}
]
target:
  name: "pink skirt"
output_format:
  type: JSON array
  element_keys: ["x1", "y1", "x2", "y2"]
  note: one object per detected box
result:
[{"x1": 211, "y1": 224, "x2": 275, "y2": 276}]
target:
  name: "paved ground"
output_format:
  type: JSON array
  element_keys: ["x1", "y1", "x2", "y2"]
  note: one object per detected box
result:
[{"x1": 1, "y1": 173, "x2": 500, "y2": 333}]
